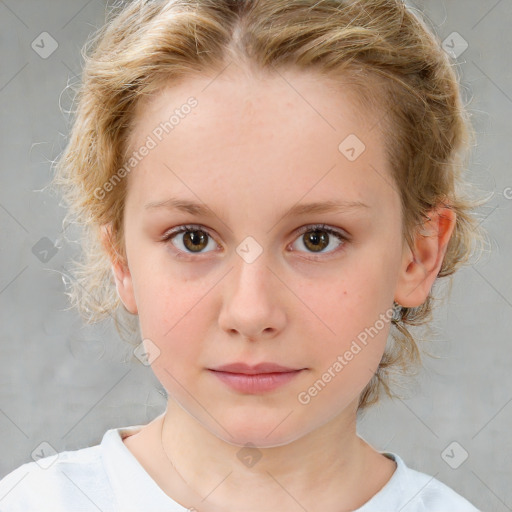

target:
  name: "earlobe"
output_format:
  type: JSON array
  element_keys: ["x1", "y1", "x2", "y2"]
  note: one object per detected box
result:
[
  {"x1": 394, "y1": 206, "x2": 456, "y2": 308},
  {"x1": 100, "y1": 224, "x2": 138, "y2": 315}
]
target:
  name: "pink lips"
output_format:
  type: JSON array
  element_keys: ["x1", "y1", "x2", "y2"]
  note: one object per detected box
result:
[
  {"x1": 208, "y1": 362, "x2": 305, "y2": 393},
  {"x1": 211, "y1": 362, "x2": 300, "y2": 374}
]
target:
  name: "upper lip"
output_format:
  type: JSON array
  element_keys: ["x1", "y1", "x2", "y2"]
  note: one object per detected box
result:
[{"x1": 209, "y1": 362, "x2": 302, "y2": 374}]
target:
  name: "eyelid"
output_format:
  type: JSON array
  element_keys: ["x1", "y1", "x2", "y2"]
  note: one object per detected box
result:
[
  {"x1": 161, "y1": 224, "x2": 214, "y2": 240},
  {"x1": 293, "y1": 223, "x2": 348, "y2": 239}
]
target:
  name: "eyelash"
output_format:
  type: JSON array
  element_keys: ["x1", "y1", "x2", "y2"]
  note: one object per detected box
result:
[{"x1": 161, "y1": 223, "x2": 349, "y2": 260}]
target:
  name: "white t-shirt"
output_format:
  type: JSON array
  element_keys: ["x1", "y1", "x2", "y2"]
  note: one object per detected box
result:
[{"x1": 0, "y1": 424, "x2": 480, "y2": 512}]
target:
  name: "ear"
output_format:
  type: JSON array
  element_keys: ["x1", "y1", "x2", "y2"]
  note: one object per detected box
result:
[
  {"x1": 100, "y1": 224, "x2": 138, "y2": 315},
  {"x1": 394, "y1": 205, "x2": 456, "y2": 308}
]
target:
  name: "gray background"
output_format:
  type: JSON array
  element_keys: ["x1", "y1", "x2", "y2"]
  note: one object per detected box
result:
[{"x1": 0, "y1": 1, "x2": 511, "y2": 510}]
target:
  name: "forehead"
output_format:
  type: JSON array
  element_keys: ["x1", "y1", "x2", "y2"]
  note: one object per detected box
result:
[
  {"x1": 124, "y1": 66, "x2": 397, "y2": 217},
  {"x1": 130, "y1": 66, "x2": 378, "y2": 141}
]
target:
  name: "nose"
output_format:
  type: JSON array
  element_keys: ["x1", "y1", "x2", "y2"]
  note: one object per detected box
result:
[{"x1": 217, "y1": 253, "x2": 287, "y2": 342}]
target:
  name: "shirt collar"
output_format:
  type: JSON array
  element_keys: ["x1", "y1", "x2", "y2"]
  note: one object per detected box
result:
[
  {"x1": 101, "y1": 425, "x2": 188, "y2": 512},
  {"x1": 355, "y1": 451, "x2": 408, "y2": 510},
  {"x1": 101, "y1": 425, "x2": 407, "y2": 511}
]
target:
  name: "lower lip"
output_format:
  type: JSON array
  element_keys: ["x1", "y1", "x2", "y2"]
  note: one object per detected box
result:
[{"x1": 208, "y1": 370, "x2": 304, "y2": 393}]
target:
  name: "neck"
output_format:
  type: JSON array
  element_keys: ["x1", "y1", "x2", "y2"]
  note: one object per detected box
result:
[{"x1": 147, "y1": 397, "x2": 390, "y2": 512}]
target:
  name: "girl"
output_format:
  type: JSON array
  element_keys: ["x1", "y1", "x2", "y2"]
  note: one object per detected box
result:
[{"x1": 0, "y1": 0, "x2": 486, "y2": 510}]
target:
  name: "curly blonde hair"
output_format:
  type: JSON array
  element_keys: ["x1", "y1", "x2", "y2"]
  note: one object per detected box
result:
[{"x1": 50, "y1": 0, "x2": 490, "y2": 412}]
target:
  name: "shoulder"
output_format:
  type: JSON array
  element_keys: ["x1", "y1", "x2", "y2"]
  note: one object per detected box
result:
[
  {"x1": 0, "y1": 443, "x2": 113, "y2": 512},
  {"x1": 388, "y1": 453, "x2": 481, "y2": 512},
  {"x1": 407, "y1": 469, "x2": 480, "y2": 511}
]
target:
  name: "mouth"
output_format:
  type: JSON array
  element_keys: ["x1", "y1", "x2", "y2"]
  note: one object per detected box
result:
[
  {"x1": 207, "y1": 365, "x2": 305, "y2": 393},
  {"x1": 209, "y1": 362, "x2": 304, "y2": 375}
]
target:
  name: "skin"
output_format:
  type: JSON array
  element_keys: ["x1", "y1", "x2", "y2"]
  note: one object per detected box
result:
[{"x1": 101, "y1": 64, "x2": 456, "y2": 512}]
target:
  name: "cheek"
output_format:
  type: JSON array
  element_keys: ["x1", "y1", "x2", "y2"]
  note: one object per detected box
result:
[
  {"x1": 297, "y1": 285, "x2": 392, "y2": 410},
  {"x1": 297, "y1": 258, "x2": 395, "y2": 369},
  {"x1": 134, "y1": 267, "x2": 219, "y2": 368},
  {"x1": 302, "y1": 259, "x2": 392, "y2": 328},
  {"x1": 130, "y1": 244, "x2": 216, "y2": 331},
  {"x1": 141, "y1": 293, "x2": 213, "y2": 398},
  {"x1": 138, "y1": 281, "x2": 212, "y2": 342}
]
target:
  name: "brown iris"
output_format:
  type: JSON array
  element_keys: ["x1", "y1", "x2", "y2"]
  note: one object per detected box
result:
[
  {"x1": 303, "y1": 229, "x2": 329, "y2": 252},
  {"x1": 182, "y1": 229, "x2": 209, "y2": 252}
]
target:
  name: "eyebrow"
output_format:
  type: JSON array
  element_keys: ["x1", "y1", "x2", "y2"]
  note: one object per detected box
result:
[{"x1": 144, "y1": 197, "x2": 370, "y2": 218}]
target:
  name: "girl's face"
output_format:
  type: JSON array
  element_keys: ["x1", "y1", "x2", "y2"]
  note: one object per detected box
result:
[{"x1": 113, "y1": 67, "x2": 413, "y2": 447}]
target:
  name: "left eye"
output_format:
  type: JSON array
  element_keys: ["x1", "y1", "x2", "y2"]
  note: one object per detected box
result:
[{"x1": 290, "y1": 224, "x2": 347, "y2": 256}]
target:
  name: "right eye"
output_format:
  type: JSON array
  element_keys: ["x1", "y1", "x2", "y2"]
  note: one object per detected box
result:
[{"x1": 161, "y1": 224, "x2": 219, "y2": 255}]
